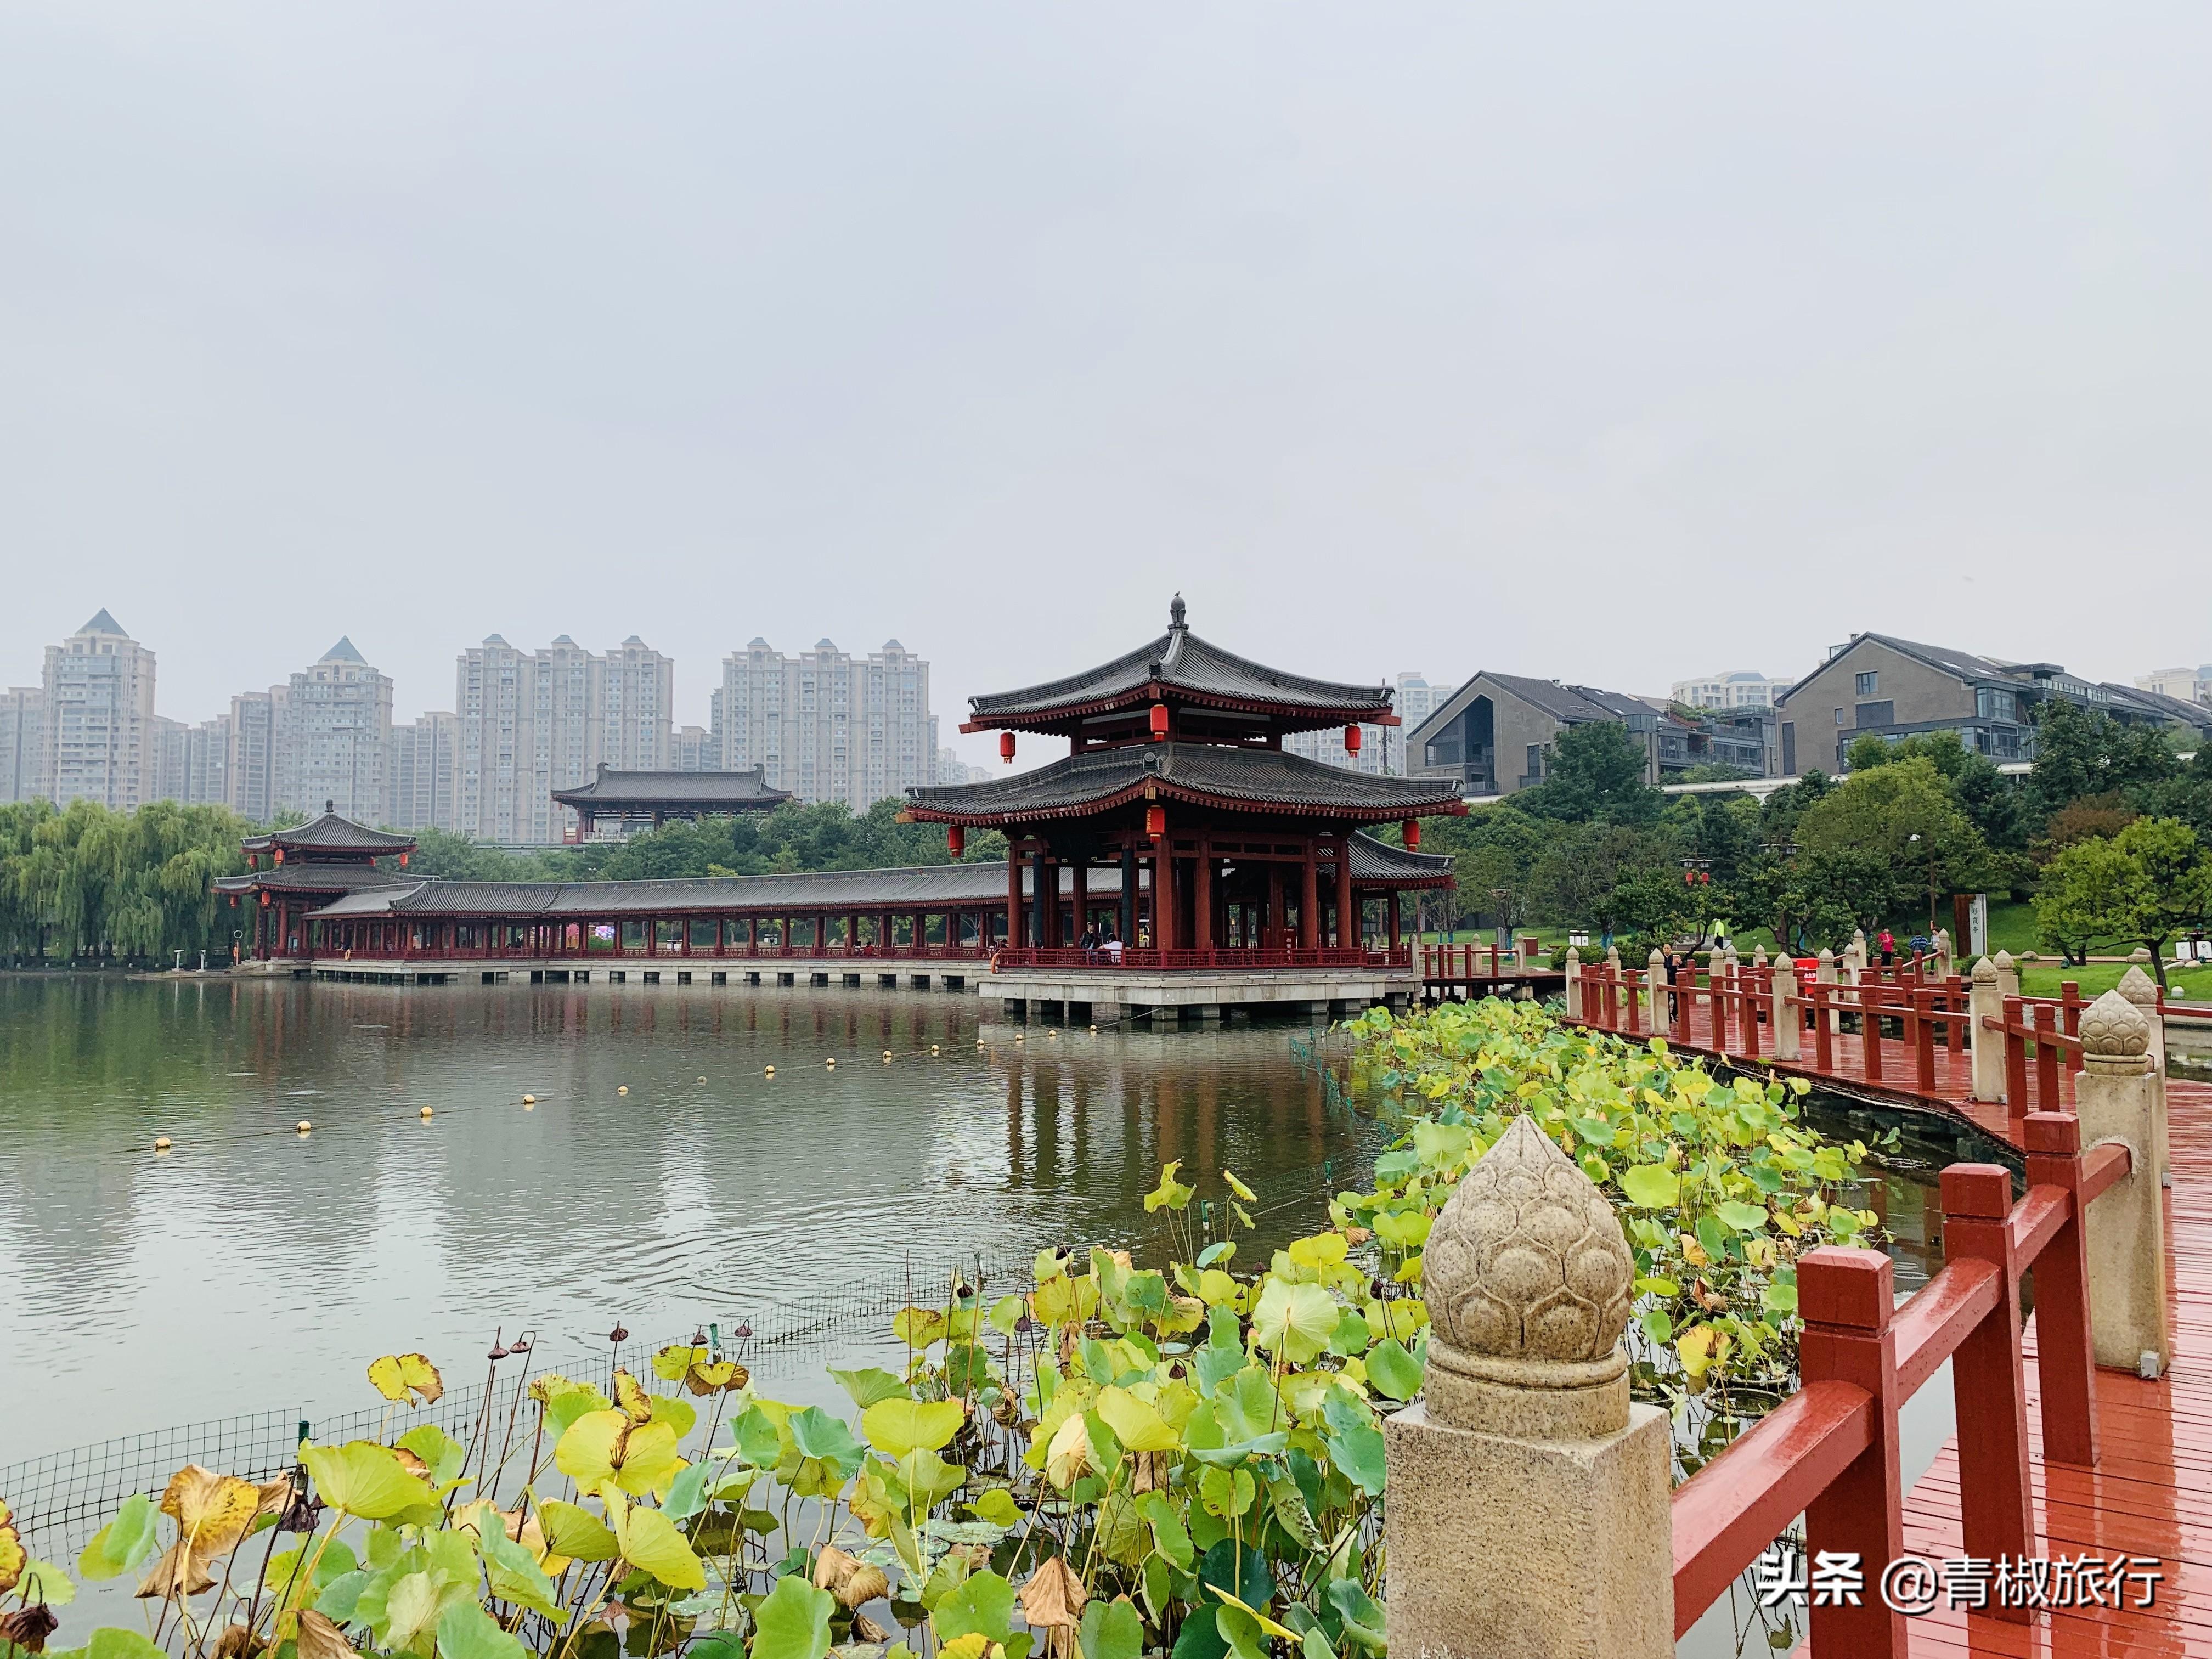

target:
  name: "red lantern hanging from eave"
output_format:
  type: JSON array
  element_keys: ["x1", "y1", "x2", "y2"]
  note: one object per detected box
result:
[
  {"x1": 399, "y1": 851, "x2": 409, "y2": 868},
  {"x1": 947, "y1": 826, "x2": 965, "y2": 859},
  {"x1": 273, "y1": 848, "x2": 284, "y2": 865},
  {"x1": 1000, "y1": 731, "x2": 1016, "y2": 763},
  {"x1": 1402, "y1": 819, "x2": 1420, "y2": 850},
  {"x1": 1146, "y1": 804, "x2": 1166, "y2": 840},
  {"x1": 245, "y1": 853, "x2": 257, "y2": 870},
  {"x1": 1344, "y1": 725, "x2": 1362, "y2": 755},
  {"x1": 1149, "y1": 703, "x2": 1170, "y2": 741},
  {"x1": 259, "y1": 891, "x2": 270, "y2": 908}
]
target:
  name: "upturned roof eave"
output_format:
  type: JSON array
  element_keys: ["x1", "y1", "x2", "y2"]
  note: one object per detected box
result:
[
  {"x1": 904, "y1": 778, "x2": 1466, "y2": 830},
  {"x1": 960, "y1": 682, "x2": 1398, "y2": 736}
]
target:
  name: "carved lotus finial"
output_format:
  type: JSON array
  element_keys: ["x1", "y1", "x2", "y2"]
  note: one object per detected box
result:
[
  {"x1": 2079, "y1": 988, "x2": 2150, "y2": 1059},
  {"x1": 1421, "y1": 1115, "x2": 1634, "y2": 1365},
  {"x1": 2117, "y1": 965, "x2": 2159, "y2": 1007},
  {"x1": 1972, "y1": 956, "x2": 1999, "y2": 984}
]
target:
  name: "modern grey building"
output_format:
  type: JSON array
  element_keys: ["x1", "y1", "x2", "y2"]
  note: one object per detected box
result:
[
  {"x1": 227, "y1": 687, "x2": 288, "y2": 823},
  {"x1": 1775, "y1": 634, "x2": 2212, "y2": 775},
  {"x1": 1409, "y1": 671, "x2": 1774, "y2": 797},
  {"x1": 151, "y1": 714, "x2": 230, "y2": 807},
  {"x1": 281, "y1": 638, "x2": 393, "y2": 823},
  {"x1": 387, "y1": 710, "x2": 460, "y2": 833},
  {"x1": 41, "y1": 610, "x2": 158, "y2": 811},
  {"x1": 712, "y1": 637, "x2": 934, "y2": 812}
]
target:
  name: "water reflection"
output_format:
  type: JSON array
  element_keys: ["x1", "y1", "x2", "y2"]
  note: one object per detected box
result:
[{"x1": 0, "y1": 977, "x2": 1389, "y2": 1464}]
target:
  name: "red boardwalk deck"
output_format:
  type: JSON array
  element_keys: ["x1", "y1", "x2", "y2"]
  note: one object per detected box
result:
[{"x1": 1895, "y1": 1076, "x2": 2212, "y2": 1655}]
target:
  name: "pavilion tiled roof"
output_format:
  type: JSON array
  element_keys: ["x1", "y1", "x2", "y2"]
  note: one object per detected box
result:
[
  {"x1": 215, "y1": 865, "x2": 416, "y2": 896},
  {"x1": 966, "y1": 596, "x2": 1393, "y2": 727},
  {"x1": 550, "y1": 765, "x2": 794, "y2": 808},
  {"x1": 307, "y1": 838, "x2": 1450, "y2": 921},
  {"x1": 907, "y1": 742, "x2": 1464, "y2": 825},
  {"x1": 239, "y1": 811, "x2": 416, "y2": 856}
]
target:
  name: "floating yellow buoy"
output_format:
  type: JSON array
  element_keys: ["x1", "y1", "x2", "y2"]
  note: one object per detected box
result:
[
  {"x1": 1014, "y1": 1033, "x2": 1025, "y2": 1043},
  {"x1": 931, "y1": 1045, "x2": 940, "y2": 1056},
  {"x1": 826, "y1": 1057, "x2": 837, "y2": 1068},
  {"x1": 154, "y1": 1136, "x2": 172, "y2": 1152},
  {"x1": 698, "y1": 1076, "x2": 707, "y2": 1082},
  {"x1": 1090, "y1": 1024, "x2": 1098, "y2": 1032},
  {"x1": 883, "y1": 1049, "x2": 893, "y2": 1062},
  {"x1": 296, "y1": 1120, "x2": 312, "y2": 1133},
  {"x1": 522, "y1": 1093, "x2": 536, "y2": 1104},
  {"x1": 617, "y1": 1085, "x2": 629, "y2": 1095},
  {"x1": 764, "y1": 1065, "x2": 776, "y2": 1076},
  {"x1": 1048, "y1": 1029, "x2": 1058, "y2": 1039},
  {"x1": 420, "y1": 1106, "x2": 434, "y2": 1119}
]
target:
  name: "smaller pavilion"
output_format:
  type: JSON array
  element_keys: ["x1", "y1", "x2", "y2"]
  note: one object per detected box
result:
[
  {"x1": 214, "y1": 805, "x2": 416, "y2": 960},
  {"x1": 551, "y1": 764, "x2": 793, "y2": 841}
]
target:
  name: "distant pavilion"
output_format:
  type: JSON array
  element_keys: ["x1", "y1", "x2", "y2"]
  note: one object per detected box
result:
[
  {"x1": 902, "y1": 595, "x2": 1465, "y2": 960},
  {"x1": 551, "y1": 763, "x2": 792, "y2": 840},
  {"x1": 214, "y1": 805, "x2": 418, "y2": 961}
]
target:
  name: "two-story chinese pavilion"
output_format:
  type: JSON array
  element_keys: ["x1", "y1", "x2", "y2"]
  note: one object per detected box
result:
[
  {"x1": 214, "y1": 805, "x2": 418, "y2": 960},
  {"x1": 903, "y1": 596, "x2": 1464, "y2": 962}
]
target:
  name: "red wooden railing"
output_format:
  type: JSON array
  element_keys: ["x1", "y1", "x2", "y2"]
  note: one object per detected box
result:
[
  {"x1": 990, "y1": 945, "x2": 1411, "y2": 972},
  {"x1": 1419, "y1": 943, "x2": 1548, "y2": 979},
  {"x1": 1672, "y1": 1111, "x2": 2130, "y2": 1654}
]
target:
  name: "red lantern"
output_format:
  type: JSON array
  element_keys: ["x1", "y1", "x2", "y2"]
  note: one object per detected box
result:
[
  {"x1": 1344, "y1": 725, "x2": 1362, "y2": 755},
  {"x1": 399, "y1": 851, "x2": 409, "y2": 868},
  {"x1": 245, "y1": 853, "x2": 257, "y2": 870},
  {"x1": 273, "y1": 848, "x2": 284, "y2": 865},
  {"x1": 1149, "y1": 703, "x2": 1170, "y2": 741},
  {"x1": 1402, "y1": 819, "x2": 1420, "y2": 850},
  {"x1": 1000, "y1": 731, "x2": 1016, "y2": 763},
  {"x1": 947, "y1": 826, "x2": 965, "y2": 859},
  {"x1": 1146, "y1": 804, "x2": 1166, "y2": 840},
  {"x1": 259, "y1": 891, "x2": 270, "y2": 908}
]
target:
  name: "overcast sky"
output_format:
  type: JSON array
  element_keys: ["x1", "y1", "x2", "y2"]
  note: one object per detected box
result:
[{"x1": 3, "y1": 3, "x2": 2207, "y2": 761}]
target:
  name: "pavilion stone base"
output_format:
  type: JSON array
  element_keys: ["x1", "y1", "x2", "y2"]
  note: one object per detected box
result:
[
  {"x1": 985, "y1": 967, "x2": 1417, "y2": 1026},
  {"x1": 301, "y1": 956, "x2": 983, "y2": 991}
]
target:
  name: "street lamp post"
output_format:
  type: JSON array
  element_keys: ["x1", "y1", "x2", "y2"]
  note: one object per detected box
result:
[{"x1": 1760, "y1": 840, "x2": 1801, "y2": 954}]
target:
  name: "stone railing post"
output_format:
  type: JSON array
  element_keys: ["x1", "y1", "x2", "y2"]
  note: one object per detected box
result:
[
  {"x1": 1770, "y1": 952, "x2": 1799, "y2": 1059},
  {"x1": 2075, "y1": 990, "x2": 2170, "y2": 1377},
  {"x1": 1933, "y1": 927, "x2": 1953, "y2": 981},
  {"x1": 1968, "y1": 956, "x2": 2007, "y2": 1105},
  {"x1": 1991, "y1": 948, "x2": 2019, "y2": 1002},
  {"x1": 1563, "y1": 946, "x2": 1582, "y2": 1019},
  {"x1": 1385, "y1": 1116, "x2": 1672, "y2": 1658},
  {"x1": 1647, "y1": 947, "x2": 1668, "y2": 1037},
  {"x1": 1816, "y1": 947, "x2": 1840, "y2": 1033},
  {"x1": 2117, "y1": 963, "x2": 2169, "y2": 1183}
]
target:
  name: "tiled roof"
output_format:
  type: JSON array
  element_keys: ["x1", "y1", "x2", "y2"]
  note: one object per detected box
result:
[
  {"x1": 216, "y1": 865, "x2": 415, "y2": 895},
  {"x1": 550, "y1": 766, "x2": 794, "y2": 806},
  {"x1": 307, "y1": 841, "x2": 1453, "y2": 921},
  {"x1": 240, "y1": 811, "x2": 416, "y2": 854},
  {"x1": 909, "y1": 742, "x2": 1464, "y2": 824},
  {"x1": 968, "y1": 597, "x2": 1392, "y2": 724}
]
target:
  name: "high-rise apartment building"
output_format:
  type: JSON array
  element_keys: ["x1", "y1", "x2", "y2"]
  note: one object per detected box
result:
[
  {"x1": 0, "y1": 688, "x2": 44, "y2": 803},
  {"x1": 1669, "y1": 671, "x2": 1790, "y2": 711},
  {"x1": 388, "y1": 712, "x2": 460, "y2": 833},
  {"x1": 2136, "y1": 666, "x2": 2212, "y2": 706},
  {"x1": 41, "y1": 611, "x2": 158, "y2": 811},
  {"x1": 1284, "y1": 670, "x2": 1436, "y2": 776},
  {"x1": 281, "y1": 639, "x2": 393, "y2": 822},
  {"x1": 672, "y1": 725, "x2": 716, "y2": 771},
  {"x1": 456, "y1": 635, "x2": 676, "y2": 842},
  {"x1": 712, "y1": 637, "x2": 933, "y2": 811},
  {"x1": 151, "y1": 715, "x2": 230, "y2": 806},
  {"x1": 227, "y1": 687, "x2": 289, "y2": 823}
]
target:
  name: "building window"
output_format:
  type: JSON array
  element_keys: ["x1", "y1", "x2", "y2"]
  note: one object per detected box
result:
[
  {"x1": 1855, "y1": 670, "x2": 1878, "y2": 697},
  {"x1": 1854, "y1": 701, "x2": 1895, "y2": 729},
  {"x1": 1835, "y1": 708, "x2": 1847, "y2": 726}
]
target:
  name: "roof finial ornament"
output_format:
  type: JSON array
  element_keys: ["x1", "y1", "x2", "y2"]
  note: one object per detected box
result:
[
  {"x1": 1169, "y1": 593, "x2": 1187, "y2": 631},
  {"x1": 324, "y1": 800, "x2": 334, "y2": 815}
]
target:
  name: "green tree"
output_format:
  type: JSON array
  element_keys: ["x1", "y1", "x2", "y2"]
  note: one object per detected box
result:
[
  {"x1": 1794, "y1": 757, "x2": 1996, "y2": 941},
  {"x1": 1528, "y1": 823, "x2": 1700, "y2": 948},
  {"x1": 2033, "y1": 817, "x2": 2212, "y2": 983},
  {"x1": 1517, "y1": 721, "x2": 1662, "y2": 826},
  {"x1": 2030, "y1": 698, "x2": 2177, "y2": 819}
]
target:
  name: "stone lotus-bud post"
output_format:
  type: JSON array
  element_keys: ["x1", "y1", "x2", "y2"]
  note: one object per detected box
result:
[
  {"x1": 2075, "y1": 989, "x2": 2171, "y2": 1376},
  {"x1": 1384, "y1": 1115, "x2": 1672, "y2": 1658},
  {"x1": 1769, "y1": 951, "x2": 1799, "y2": 1060},
  {"x1": 1968, "y1": 956, "x2": 2007, "y2": 1105},
  {"x1": 1562, "y1": 946, "x2": 1582, "y2": 1019},
  {"x1": 2116, "y1": 963, "x2": 2168, "y2": 1182}
]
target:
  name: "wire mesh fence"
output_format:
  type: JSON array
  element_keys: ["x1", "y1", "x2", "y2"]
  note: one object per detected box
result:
[{"x1": 0, "y1": 1246, "x2": 1037, "y2": 1563}]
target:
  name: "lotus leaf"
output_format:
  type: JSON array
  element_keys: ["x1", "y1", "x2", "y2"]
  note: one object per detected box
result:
[
  {"x1": 1044, "y1": 1412, "x2": 1091, "y2": 1489},
  {"x1": 861, "y1": 1397, "x2": 964, "y2": 1459},
  {"x1": 76, "y1": 1492, "x2": 157, "y2": 1582},
  {"x1": 301, "y1": 1442, "x2": 435, "y2": 1522},
  {"x1": 1142, "y1": 1161, "x2": 1194, "y2": 1213},
  {"x1": 749, "y1": 1575, "x2": 834, "y2": 1659},
  {"x1": 968, "y1": 1487, "x2": 1020, "y2": 1528},
  {"x1": 652, "y1": 1344, "x2": 710, "y2": 1382},
  {"x1": 1364, "y1": 1338, "x2": 1425, "y2": 1402},
  {"x1": 891, "y1": 1307, "x2": 947, "y2": 1350},
  {"x1": 610, "y1": 1500, "x2": 705, "y2": 1590},
  {"x1": 536, "y1": 1500, "x2": 617, "y2": 1563},
  {"x1": 1250, "y1": 1280, "x2": 1338, "y2": 1365},
  {"x1": 364, "y1": 1353, "x2": 443, "y2": 1407},
  {"x1": 437, "y1": 1601, "x2": 527, "y2": 1659},
  {"x1": 612, "y1": 1370, "x2": 654, "y2": 1424},
  {"x1": 932, "y1": 1568, "x2": 1014, "y2": 1644},
  {"x1": 831, "y1": 1367, "x2": 908, "y2": 1409}
]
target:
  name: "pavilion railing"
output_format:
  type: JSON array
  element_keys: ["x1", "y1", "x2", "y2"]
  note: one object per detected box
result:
[
  {"x1": 989, "y1": 945, "x2": 1410, "y2": 972},
  {"x1": 1671, "y1": 1111, "x2": 2126, "y2": 1653}
]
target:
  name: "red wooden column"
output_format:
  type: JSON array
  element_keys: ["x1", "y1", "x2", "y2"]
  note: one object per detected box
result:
[
  {"x1": 1798, "y1": 1246, "x2": 1905, "y2": 1657},
  {"x1": 1334, "y1": 832, "x2": 1354, "y2": 949},
  {"x1": 1152, "y1": 823, "x2": 1173, "y2": 950},
  {"x1": 1266, "y1": 863, "x2": 1285, "y2": 949},
  {"x1": 1007, "y1": 847, "x2": 1024, "y2": 949},
  {"x1": 1071, "y1": 861, "x2": 1089, "y2": 944},
  {"x1": 2023, "y1": 1110, "x2": 2099, "y2": 1465},
  {"x1": 1937, "y1": 1164, "x2": 2033, "y2": 1607},
  {"x1": 1193, "y1": 839, "x2": 1212, "y2": 950},
  {"x1": 1386, "y1": 892, "x2": 1401, "y2": 950},
  {"x1": 1300, "y1": 839, "x2": 1321, "y2": 950}
]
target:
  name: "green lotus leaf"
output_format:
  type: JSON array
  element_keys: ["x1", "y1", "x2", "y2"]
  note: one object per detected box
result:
[{"x1": 301, "y1": 1441, "x2": 435, "y2": 1521}]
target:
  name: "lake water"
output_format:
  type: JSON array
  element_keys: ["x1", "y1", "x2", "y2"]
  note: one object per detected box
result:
[{"x1": 0, "y1": 975, "x2": 1402, "y2": 1469}]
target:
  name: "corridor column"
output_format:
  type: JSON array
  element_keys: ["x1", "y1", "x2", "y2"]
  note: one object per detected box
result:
[
  {"x1": 1334, "y1": 833, "x2": 1354, "y2": 949},
  {"x1": 1300, "y1": 842, "x2": 1321, "y2": 950},
  {"x1": 1007, "y1": 849, "x2": 1024, "y2": 949},
  {"x1": 1193, "y1": 837, "x2": 1213, "y2": 950}
]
